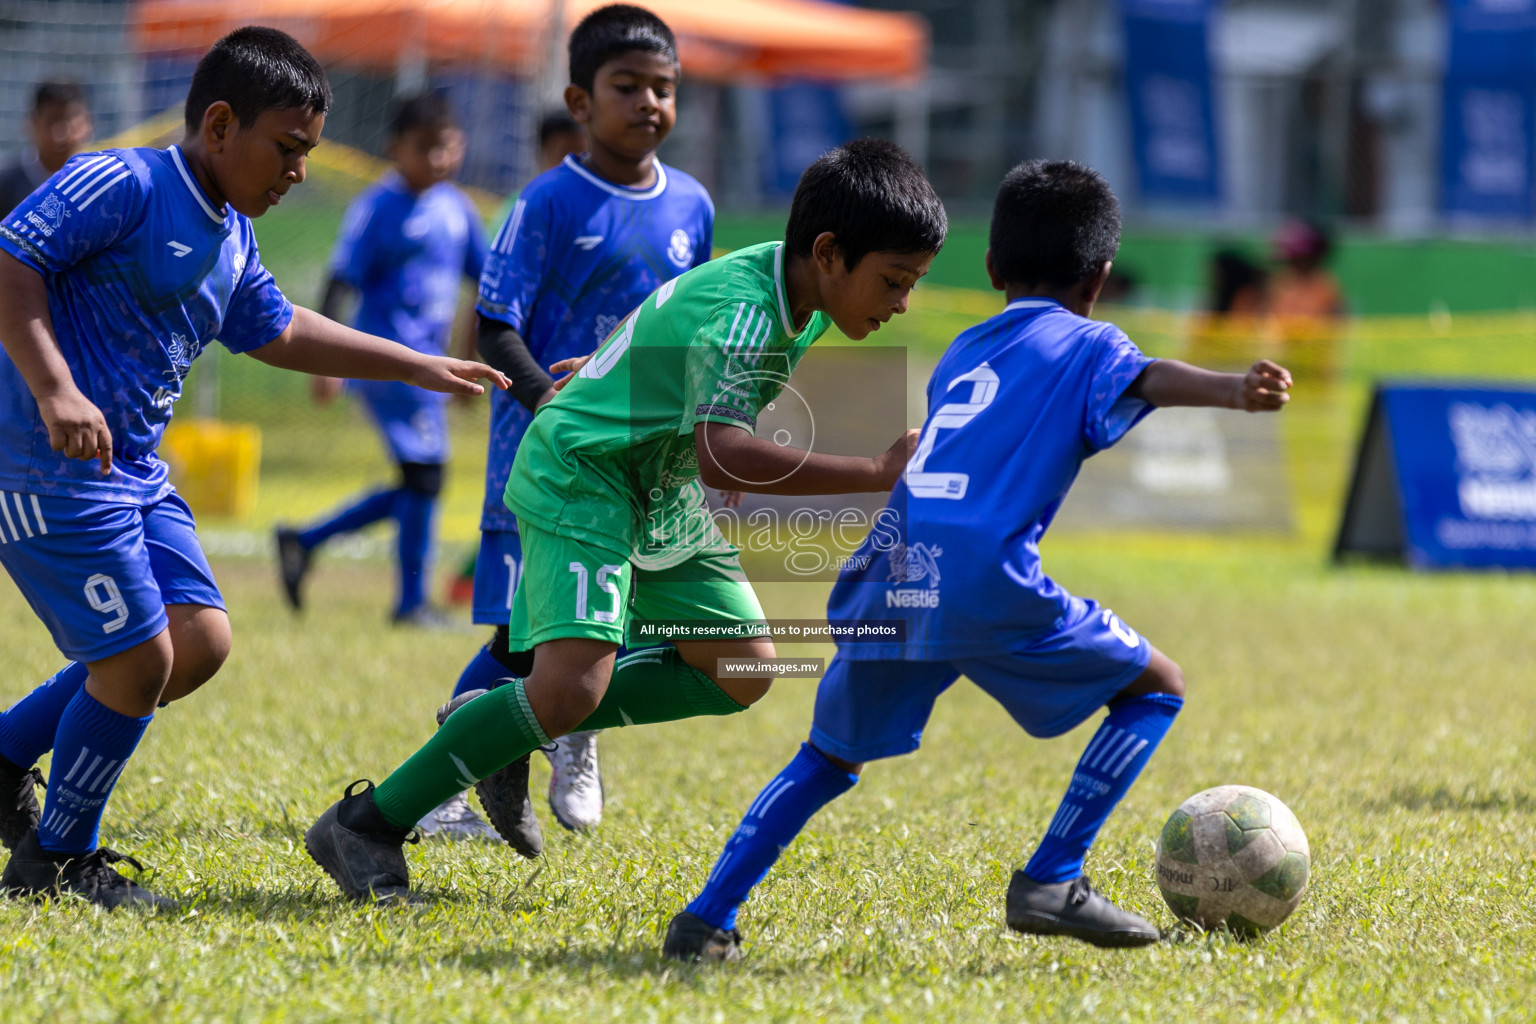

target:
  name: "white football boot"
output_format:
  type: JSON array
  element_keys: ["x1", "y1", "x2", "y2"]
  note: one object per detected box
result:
[
  {"x1": 415, "y1": 791, "x2": 500, "y2": 840},
  {"x1": 544, "y1": 730, "x2": 603, "y2": 831}
]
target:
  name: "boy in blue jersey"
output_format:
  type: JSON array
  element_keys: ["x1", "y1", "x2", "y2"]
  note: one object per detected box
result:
[
  {"x1": 663, "y1": 160, "x2": 1293, "y2": 961},
  {"x1": 275, "y1": 93, "x2": 489, "y2": 626},
  {"x1": 415, "y1": 4, "x2": 716, "y2": 844},
  {"x1": 0, "y1": 27, "x2": 506, "y2": 909}
]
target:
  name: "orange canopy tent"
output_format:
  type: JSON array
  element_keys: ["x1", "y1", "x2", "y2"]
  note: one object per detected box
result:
[{"x1": 133, "y1": 0, "x2": 928, "y2": 82}]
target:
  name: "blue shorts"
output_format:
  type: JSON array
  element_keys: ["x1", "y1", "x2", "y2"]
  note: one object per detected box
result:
[
  {"x1": 810, "y1": 598, "x2": 1152, "y2": 762},
  {"x1": 0, "y1": 491, "x2": 223, "y2": 663},
  {"x1": 471, "y1": 528, "x2": 523, "y2": 626},
  {"x1": 354, "y1": 380, "x2": 450, "y2": 465}
]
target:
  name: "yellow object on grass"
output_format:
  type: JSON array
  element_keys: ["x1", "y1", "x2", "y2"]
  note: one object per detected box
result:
[{"x1": 160, "y1": 419, "x2": 262, "y2": 519}]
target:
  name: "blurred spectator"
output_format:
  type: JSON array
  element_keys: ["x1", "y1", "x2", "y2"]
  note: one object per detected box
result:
[
  {"x1": 1268, "y1": 218, "x2": 1344, "y2": 382},
  {"x1": 1, "y1": 80, "x2": 93, "y2": 216},
  {"x1": 536, "y1": 109, "x2": 586, "y2": 173},
  {"x1": 1189, "y1": 247, "x2": 1267, "y2": 368}
]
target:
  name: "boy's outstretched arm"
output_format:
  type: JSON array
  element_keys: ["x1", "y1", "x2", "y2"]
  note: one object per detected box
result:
[
  {"x1": 249, "y1": 306, "x2": 510, "y2": 395},
  {"x1": 1127, "y1": 358, "x2": 1292, "y2": 412},
  {"x1": 696, "y1": 422, "x2": 918, "y2": 496},
  {"x1": 0, "y1": 251, "x2": 112, "y2": 473}
]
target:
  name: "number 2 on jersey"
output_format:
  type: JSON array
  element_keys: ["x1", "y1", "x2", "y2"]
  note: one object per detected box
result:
[{"x1": 905, "y1": 362, "x2": 999, "y2": 500}]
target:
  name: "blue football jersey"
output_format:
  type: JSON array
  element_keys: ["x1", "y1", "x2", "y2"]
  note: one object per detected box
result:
[
  {"x1": 829, "y1": 299, "x2": 1156, "y2": 660},
  {"x1": 330, "y1": 173, "x2": 487, "y2": 357},
  {"x1": 0, "y1": 146, "x2": 292, "y2": 503},
  {"x1": 475, "y1": 155, "x2": 713, "y2": 531}
]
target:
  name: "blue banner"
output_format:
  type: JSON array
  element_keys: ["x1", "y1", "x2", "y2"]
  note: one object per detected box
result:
[
  {"x1": 1349, "y1": 385, "x2": 1536, "y2": 569},
  {"x1": 1440, "y1": 0, "x2": 1536, "y2": 221},
  {"x1": 1120, "y1": 0, "x2": 1220, "y2": 204},
  {"x1": 763, "y1": 82, "x2": 850, "y2": 198}
]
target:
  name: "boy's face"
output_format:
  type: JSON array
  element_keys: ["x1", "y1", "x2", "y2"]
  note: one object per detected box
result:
[
  {"x1": 30, "y1": 100, "x2": 92, "y2": 173},
  {"x1": 392, "y1": 124, "x2": 466, "y2": 192},
  {"x1": 815, "y1": 238, "x2": 934, "y2": 341},
  {"x1": 205, "y1": 103, "x2": 324, "y2": 218},
  {"x1": 566, "y1": 51, "x2": 677, "y2": 160}
]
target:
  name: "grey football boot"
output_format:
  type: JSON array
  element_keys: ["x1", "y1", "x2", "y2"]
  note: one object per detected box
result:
[
  {"x1": 435, "y1": 688, "x2": 543, "y2": 859},
  {"x1": 1005, "y1": 871, "x2": 1160, "y2": 948},
  {"x1": 662, "y1": 911, "x2": 743, "y2": 963},
  {"x1": 305, "y1": 780, "x2": 421, "y2": 904}
]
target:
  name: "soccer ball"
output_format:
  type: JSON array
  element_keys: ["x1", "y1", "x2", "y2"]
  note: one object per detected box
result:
[{"x1": 1154, "y1": 785, "x2": 1310, "y2": 936}]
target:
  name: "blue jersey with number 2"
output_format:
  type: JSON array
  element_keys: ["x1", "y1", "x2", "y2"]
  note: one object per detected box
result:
[{"x1": 829, "y1": 298, "x2": 1155, "y2": 660}]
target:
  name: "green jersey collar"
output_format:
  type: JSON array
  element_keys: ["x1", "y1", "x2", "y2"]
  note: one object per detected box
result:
[{"x1": 772, "y1": 242, "x2": 802, "y2": 337}]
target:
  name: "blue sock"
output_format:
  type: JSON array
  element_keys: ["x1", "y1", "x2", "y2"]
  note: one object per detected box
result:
[
  {"x1": 0, "y1": 661, "x2": 88, "y2": 768},
  {"x1": 393, "y1": 489, "x2": 436, "y2": 616},
  {"x1": 1024, "y1": 693, "x2": 1184, "y2": 884},
  {"x1": 686, "y1": 743, "x2": 858, "y2": 930},
  {"x1": 452, "y1": 642, "x2": 509, "y2": 699},
  {"x1": 296, "y1": 487, "x2": 398, "y2": 550},
  {"x1": 38, "y1": 689, "x2": 153, "y2": 855}
]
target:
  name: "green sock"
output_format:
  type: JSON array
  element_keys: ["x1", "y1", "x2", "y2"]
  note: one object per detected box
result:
[
  {"x1": 372, "y1": 681, "x2": 548, "y2": 829},
  {"x1": 575, "y1": 646, "x2": 747, "y2": 731}
]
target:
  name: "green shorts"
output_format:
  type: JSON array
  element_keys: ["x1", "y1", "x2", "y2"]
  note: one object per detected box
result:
[{"x1": 506, "y1": 522, "x2": 768, "y2": 649}]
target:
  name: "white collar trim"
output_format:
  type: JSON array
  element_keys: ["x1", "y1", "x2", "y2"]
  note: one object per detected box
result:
[
  {"x1": 1004, "y1": 298, "x2": 1062, "y2": 313},
  {"x1": 168, "y1": 145, "x2": 224, "y2": 223},
  {"x1": 563, "y1": 154, "x2": 668, "y2": 200},
  {"x1": 771, "y1": 243, "x2": 799, "y2": 336}
]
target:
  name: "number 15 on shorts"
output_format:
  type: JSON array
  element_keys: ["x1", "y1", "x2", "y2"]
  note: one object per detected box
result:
[{"x1": 570, "y1": 562, "x2": 624, "y2": 623}]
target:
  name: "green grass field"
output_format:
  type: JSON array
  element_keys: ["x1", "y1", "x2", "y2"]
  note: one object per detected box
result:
[
  {"x1": 5, "y1": 164, "x2": 1535, "y2": 1021},
  {"x1": 1, "y1": 535, "x2": 1533, "y2": 1022}
]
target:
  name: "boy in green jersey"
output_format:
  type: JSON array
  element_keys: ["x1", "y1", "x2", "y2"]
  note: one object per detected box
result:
[{"x1": 304, "y1": 139, "x2": 948, "y2": 902}]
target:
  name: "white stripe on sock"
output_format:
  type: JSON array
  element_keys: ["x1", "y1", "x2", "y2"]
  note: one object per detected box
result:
[
  {"x1": 86, "y1": 758, "x2": 120, "y2": 793},
  {"x1": 757, "y1": 779, "x2": 796, "y2": 818},
  {"x1": 1100, "y1": 733, "x2": 1139, "y2": 774},
  {"x1": 1086, "y1": 729, "x2": 1123, "y2": 770},
  {"x1": 1110, "y1": 739, "x2": 1150, "y2": 779},
  {"x1": 62, "y1": 747, "x2": 91, "y2": 783}
]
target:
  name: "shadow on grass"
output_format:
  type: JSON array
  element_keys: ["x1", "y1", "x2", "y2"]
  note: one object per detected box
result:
[{"x1": 1375, "y1": 784, "x2": 1536, "y2": 813}]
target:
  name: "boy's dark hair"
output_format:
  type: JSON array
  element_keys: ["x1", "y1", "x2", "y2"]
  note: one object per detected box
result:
[
  {"x1": 568, "y1": 4, "x2": 678, "y2": 93},
  {"x1": 538, "y1": 109, "x2": 581, "y2": 146},
  {"x1": 990, "y1": 159, "x2": 1120, "y2": 288},
  {"x1": 784, "y1": 139, "x2": 947, "y2": 268},
  {"x1": 32, "y1": 80, "x2": 87, "y2": 114},
  {"x1": 389, "y1": 92, "x2": 458, "y2": 139},
  {"x1": 184, "y1": 26, "x2": 332, "y2": 133}
]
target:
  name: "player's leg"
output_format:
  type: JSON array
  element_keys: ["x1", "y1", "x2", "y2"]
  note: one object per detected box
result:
[
  {"x1": 664, "y1": 656, "x2": 958, "y2": 962},
  {"x1": 390, "y1": 460, "x2": 445, "y2": 624},
  {"x1": 276, "y1": 488, "x2": 397, "y2": 609},
  {"x1": 0, "y1": 496, "x2": 181, "y2": 908},
  {"x1": 561, "y1": 547, "x2": 776, "y2": 736},
  {"x1": 416, "y1": 530, "x2": 528, "y2": 843},
  {"x1": 0, "y1": 661, "x2": 85, "y2": 848},
  {"x1": 966, "y1": 600, "x2": 1181, "y2": 947},
  {"x1": 304, "y1": 636, "x2": 614, "y2": 901}
]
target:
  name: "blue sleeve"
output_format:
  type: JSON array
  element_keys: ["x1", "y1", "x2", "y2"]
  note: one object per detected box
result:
[
  {"x1": 219, "y1": 233, "x2": 294, "y2": 354},
  {"x1": 0, "y1": 151, "x2": 145, "y2": 273},
  {"x1": 328, "y1": 191, "x2": 378, "y2": 288},
  {"x1": 1083, "y1": 324, "x2": 1155, "y2": 452},
  {"x1": 463, "y1": 193, "x2": 489, "y2": 282},
  {"x1": 476, "y1": 191, "x2": 550, "y2": 332},
  {"x1": 692, "y1": 194, "x2": 715, "y2": 269}
]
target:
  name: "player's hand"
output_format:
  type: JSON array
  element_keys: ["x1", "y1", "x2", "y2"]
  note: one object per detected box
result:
[
  {"x1": 548, "y1": 354, "x2": 592, "y2": 394},
  {"x1": 873, "y1": 428, "x2": 921, "y2": 490},
  {"x1": 719, "y1": 490, "x2": 745, "y2": 509},
  {"x1": 38, "y1": 389, "x2": 113, "y2": 475},
  {"x1": 409, "y1": 357, "x2": 510, "y2": 396},
  {"x1": 1237, "y1": 360, "x2": 1292, "y2": 412},
  {"x1": 310, "y1": 375, "x2": 344, "y2": 404}
]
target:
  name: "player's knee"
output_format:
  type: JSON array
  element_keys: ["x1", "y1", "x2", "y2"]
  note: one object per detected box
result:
[
  {"x1": 812, "y1": 744, "x2": 864, "y2": 776},
  {"x1": 1146, "y1": 653, "x2": 1186, "y2": 699},
  {"x1": 489, "y1": 624, "x2": 535, "y2": 677},
  {"x1": 87, "y1": 632, "x2": 175, "y2": 713},
  {"x1": 398, "y1": 461, "x2": 445, "y2": 497},
  {"x1": 715, "y1": 675, "x2": 772, "y2": 707}
]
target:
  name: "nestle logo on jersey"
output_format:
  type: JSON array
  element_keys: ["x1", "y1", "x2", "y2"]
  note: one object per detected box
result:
[
  {"x1": 886, "y1": 589, "x2": 940, "y2": 608},
  {"x1": 25, "y1": 194, "x2": 68, "y2": 236}
]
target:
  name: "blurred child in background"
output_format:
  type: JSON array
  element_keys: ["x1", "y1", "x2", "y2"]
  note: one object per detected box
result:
[
  {"x1": 276, "y1": 93, "x2": 488, "y2": 626},
  {"x1": 1, "y1": 80, "x2": 93, "y2": 215}
]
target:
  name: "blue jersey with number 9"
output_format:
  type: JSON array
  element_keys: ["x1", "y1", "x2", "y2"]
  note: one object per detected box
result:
[{"x1": 829, "y1": 298, "x2": 1155, "y2": 660}]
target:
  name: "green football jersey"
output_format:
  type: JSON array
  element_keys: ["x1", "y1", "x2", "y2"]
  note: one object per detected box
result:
[{"x1": 505, "y1": 241, "x2": 832, "y2": 568}]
